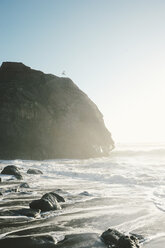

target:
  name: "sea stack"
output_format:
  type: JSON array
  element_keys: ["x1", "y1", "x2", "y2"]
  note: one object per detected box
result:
[{"x1": 0, "y1": 62, "x2": 114, "y2": 159}]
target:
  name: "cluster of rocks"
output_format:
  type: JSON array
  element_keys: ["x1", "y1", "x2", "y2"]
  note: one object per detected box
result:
[
  {"x1": 1, "y1": 165, "x2": 43, "y2": 180},
  {"x1": 0, "y1": 165, "x2": 64, "y2": 218},
  {"x1": 0, "y1": 165, "x2": 143, "y2": 247}
]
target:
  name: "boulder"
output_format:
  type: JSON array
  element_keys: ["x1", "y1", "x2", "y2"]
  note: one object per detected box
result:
[
  {"x1": 79, "y1": 191, "x2": 91, "y2": 196},
  {"x1": 101, "y1": 229, "x2": 141, "y2": 248},
  {"x1": 20, "y1": 182, "x2": 30, "y2": 188},
  {"x1": 0, "y1": 61, "x2": 114, "y2": 159},
  {"x1": 0, "y1": 235, "x2": 57, "y2": 248},
  {"x1": 118, "y1": 235, "x2": 141, "y2": 248},
  {"x1": 29, "y1": 192, "x2": 61, "y2": 212},
  {"x1": 1, "y1": 165, "x2": 22, "y2": 179},
  {"x1": 0, "y1": 208, "x2": 40, "y2": 218},
  {"x1": 47, "y1": 192, "x2": 65, "y2": 202},
  {"x1": 14, "y1": 208, "x2": 40, "y2": 218},
  {"x1": 27, "y1": 169, "x2": 43, "y2": 174},
  {"x1": 55, "y1": 233, "x2": 105, "y2": 248}
]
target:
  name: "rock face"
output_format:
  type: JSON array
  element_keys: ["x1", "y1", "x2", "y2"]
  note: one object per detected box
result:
[{"x1": 0, "y1": 62, "x2": 114, "y2": 159}]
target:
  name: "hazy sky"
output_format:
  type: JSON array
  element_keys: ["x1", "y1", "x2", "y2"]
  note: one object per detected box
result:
[{"x1": 0, "y1": 0, "x2": 165, "y2": 143}]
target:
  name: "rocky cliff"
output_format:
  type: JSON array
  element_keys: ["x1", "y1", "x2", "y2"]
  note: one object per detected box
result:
[{"x1": 0, "y1": 62, "x2": 114, "y2": 159}]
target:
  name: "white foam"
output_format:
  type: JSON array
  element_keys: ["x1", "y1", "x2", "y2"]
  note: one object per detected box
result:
[{"x1": 0, "y1": 143, "x2": 165, "y2": 244}]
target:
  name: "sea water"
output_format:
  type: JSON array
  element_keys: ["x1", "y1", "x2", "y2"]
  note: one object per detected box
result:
[{"x1": 0, "y1": 143, "x2": 165, "y2": 247}]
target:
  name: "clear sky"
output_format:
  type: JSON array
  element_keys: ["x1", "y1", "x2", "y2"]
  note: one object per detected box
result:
[{"x1": 0, "y1": 0, "x2": 165, "y2": 143}]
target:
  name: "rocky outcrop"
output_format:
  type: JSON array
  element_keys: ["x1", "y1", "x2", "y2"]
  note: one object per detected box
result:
[{"x1": 0, "y1": 61, "x2": 114, "y2": 159}]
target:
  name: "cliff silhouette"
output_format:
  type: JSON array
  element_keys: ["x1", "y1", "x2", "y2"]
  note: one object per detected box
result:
[{"x1": 0, "y1": 62, "x2": 114, "y2": 159}]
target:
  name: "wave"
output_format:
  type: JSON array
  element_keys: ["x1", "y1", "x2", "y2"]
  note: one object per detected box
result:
[{"x1": 111, "y1": 148, "x2": 165, "y2": 157}]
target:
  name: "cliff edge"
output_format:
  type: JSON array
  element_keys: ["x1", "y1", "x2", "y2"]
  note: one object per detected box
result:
[{"x1": 0, "y1": 62, "x2": 114, "y2": 159}]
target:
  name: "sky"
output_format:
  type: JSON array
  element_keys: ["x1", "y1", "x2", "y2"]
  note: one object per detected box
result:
[{"x1": 0, "y1": 0, "x2": 165, "y2": 143}]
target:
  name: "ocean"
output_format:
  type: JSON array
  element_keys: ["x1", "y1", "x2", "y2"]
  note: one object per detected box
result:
[{"x1": 0, "y1": 143, "x2": 165, "y2": 247}]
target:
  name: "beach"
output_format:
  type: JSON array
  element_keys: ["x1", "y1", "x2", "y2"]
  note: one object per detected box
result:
[{"x1": 0, "y1": 143, "x2": 165, "y2": 247}]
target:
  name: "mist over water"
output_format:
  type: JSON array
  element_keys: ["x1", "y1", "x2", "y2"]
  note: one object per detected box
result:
[{"x1": 0, "y1": 143, "x2": 165, "y2": 247}]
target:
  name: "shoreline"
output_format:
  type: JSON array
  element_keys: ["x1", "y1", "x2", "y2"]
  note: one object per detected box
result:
[{"x1": 0, "y1": 153, "x2": 164, "y2": 247}]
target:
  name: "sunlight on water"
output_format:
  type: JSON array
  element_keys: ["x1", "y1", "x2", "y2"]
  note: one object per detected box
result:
[{"x1": 0, "y1": 143, "x2": 165, "y2": 247}]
